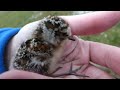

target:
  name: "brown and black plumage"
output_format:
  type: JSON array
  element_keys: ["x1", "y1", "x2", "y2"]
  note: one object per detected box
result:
[{"x1": 9, "y1": 16, "x2": 88, "y2": 77}]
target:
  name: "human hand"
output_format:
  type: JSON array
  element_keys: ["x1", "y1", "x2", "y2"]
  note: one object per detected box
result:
[{"x1": 2, "y1": 11, "x2": 120, "y2": 79}]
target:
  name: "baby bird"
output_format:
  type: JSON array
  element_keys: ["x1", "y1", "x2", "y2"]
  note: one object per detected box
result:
[{"x1": 9, "y1": 16, "x2": 87, "y2": 77}]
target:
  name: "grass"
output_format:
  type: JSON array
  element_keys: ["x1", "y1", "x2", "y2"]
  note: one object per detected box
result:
[
  {"x1": 0, "y1": 11, "x2": 120, "y2": 78},
  {"x1": 0, "y1": 11, "x2": 120, "y2": 47},
  {"x1": 81, "y1": 23, "x2": 120, "y2": 47},
  {"x1": 0, "y1": 11, "x2": 72, "y2": 27}
]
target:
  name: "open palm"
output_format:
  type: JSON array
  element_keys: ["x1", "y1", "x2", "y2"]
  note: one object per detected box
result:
[{"x1": 1, "y1": 11, "x2": 120, "y2": 79}]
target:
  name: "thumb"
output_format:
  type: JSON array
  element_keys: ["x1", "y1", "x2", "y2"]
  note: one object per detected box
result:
[{"x1": 0, "y1": 70, "x2": 54, "y2": 79}]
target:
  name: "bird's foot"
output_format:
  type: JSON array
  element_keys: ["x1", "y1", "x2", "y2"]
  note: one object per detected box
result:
[{"x1": 49, "y1": 63, "x2": 89, "y2": 78}]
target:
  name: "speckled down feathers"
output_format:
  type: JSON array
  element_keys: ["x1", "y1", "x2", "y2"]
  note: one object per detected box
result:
[{"x1": 11, "y1": 16, "x2": 72, "y2": 75}]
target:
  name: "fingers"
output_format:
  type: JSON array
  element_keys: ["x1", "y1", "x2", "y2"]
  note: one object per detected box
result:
[
  {"x1": 0, "y1": 70, "x2": 54, "y2": 79},
  {"x1": 0, "y1": 70, "x2": 80, "y2": 79},
  {"x1": 52, "y1": 62, "x2": 113, "y2": 79},
  {"x1": 60, "y1": 11, "x2": 120, "y2": 35},
  {"x1": 0, "y1": 65, "x2": 113, "y2": 79},
  {"x1": 81, "y1": 64, "x2": 114, "y2": 79},
  {"x1": 89, "y1": 41, "x2": 120, "y2": 75},
  {"x1": 63, "y1": 35, "x2": 120, "y2": 77},
  {"x1": 0, "y1": 70, "x2": 78, "y2": 79},
  {"x1": 64, "y1": 65, "x2": 114, "y2": 79},
  {"x1": 0, "y1": 70, "x2": 84, "y2": 79}
]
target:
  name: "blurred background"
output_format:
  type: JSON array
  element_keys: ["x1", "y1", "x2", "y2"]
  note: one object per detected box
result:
[
  {"x1": 0, "y1": 11, "x2": 120, "y2": 78},
  {"x1": 0, "y1": 11, "x2": 120, "y2": 47}
]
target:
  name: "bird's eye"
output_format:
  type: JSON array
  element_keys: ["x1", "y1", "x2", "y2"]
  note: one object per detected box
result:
[
  {"x1": 62, "y1": 32, "x2": 68, "y2": 36},
  {"x1": 45, "y1": 21, "x2": 55, "y2": 29},
  {"x1": 54, "y1": 23, "x2": 60, "y2": 28},
  {"x1": 55, "y1": 31, "x2": 59, "y2": 35}
]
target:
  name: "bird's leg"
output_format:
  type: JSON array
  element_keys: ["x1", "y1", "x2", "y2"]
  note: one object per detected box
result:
[
  {"x1": 49, "y1": 63, "x2": 89, "y2": 78},
  {"x1": 49, "y1": 66, "x2": 63, "y2": 75},
  {"x1": 67, "y1": 63, "x2": 89, "y2": 77}
]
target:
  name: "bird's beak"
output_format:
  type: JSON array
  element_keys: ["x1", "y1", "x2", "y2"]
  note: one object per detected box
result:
[{"x1": 68, "y1": 36, "x2": 75, "y2": 41}]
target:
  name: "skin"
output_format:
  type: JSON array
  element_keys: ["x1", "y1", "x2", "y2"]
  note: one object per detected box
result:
[{"x1": 1, "y1": 11, "x2": 120, "y2": 79}]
